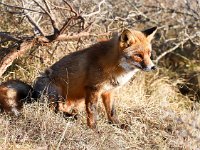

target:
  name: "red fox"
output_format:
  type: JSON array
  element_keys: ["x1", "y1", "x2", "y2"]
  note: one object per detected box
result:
[
  {"x1": 0, "y1": 80, "x2": 33, "y2": 116},
  {"x1": 33, "y1": 27, "x2": 157, "y2": 129}
]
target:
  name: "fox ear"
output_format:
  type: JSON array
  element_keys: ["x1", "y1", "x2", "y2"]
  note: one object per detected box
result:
[
  {"x1": 120, "y1": 29, "x2": 133, "y2": 47},
  {"x1": 142, "y1": 26, "x2": 157, "y2": 41}
]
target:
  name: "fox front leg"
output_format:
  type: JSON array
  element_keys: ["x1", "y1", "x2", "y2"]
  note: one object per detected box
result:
[
  {"x1": 85, "y1": 86, "x2": 99, "y2": 129},
  {"x1": 101, "y1": 92, "x2": 119, "y2": 124},
  {"x1": 102, "y1": 91, "x2": 130, "y2": 130}
]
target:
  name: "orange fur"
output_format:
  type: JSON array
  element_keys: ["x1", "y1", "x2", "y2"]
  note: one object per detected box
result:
[{"x1": 33, "y1": 27, "x2": 157, "y2": 128}]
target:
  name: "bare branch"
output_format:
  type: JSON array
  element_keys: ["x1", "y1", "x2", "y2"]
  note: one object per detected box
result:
[
  {"x1": 42, "y1": 0, "x2": 57, "y2": 22},
  {"x1": 0, "y1": 32, "x2": 21, "y2": 42},
  {"x1": 63, "y1": 0, "x2": 78, "y2": 16},
  {"x1": 24, "y1": 13, "x2": 44, "y2": 36},
  {"x1": 55, "y1": 32, "x2": 110, "y2": 41},
  {"x1": 0, "y1": 30, "x2": 110, "y2": 76},
  {"x1": 82, "y1": 0, "x2": 106, "y2": 17},
  {"x1": 0, "y1": 2, "x2": 45, "y2": 14},
  {"x1": 59, "y1": 16, "x2": 85, "y2": 34},
  {"x1": 143, "y1": 5, "x2": 200, "y2": 20},
  {"x1": 32, "y1": 0, "x2": 59, "y2": 34},
  {"x1": 185, "y1": 0, "x2": 200, "y2": 19},
  {"x1": 59, "y1": 1, "x2": 85, "y2": 34},
  {"x1": 59, "y1": 17, "x2": 75, "y2": 34},
  {"x1": 42, "y1": 0, "x2": 51, "y2": 13},
  {"x1": 155, "y1": 32, "x2": 200, "y2": 63},
  {"x1": 21, "y1": 1, "x2": 44, "y2": 36},
  {"x1": 0, "y1": 40, "x2": 33, "y2": 77},
  {"x1": 126, "y1": 0, "x2": 158, "y2": 24}
]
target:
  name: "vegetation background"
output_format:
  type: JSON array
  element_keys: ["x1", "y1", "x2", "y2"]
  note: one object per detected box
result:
[{"x1": 0, "y1": 0, "x2": 200, "y2": 149}]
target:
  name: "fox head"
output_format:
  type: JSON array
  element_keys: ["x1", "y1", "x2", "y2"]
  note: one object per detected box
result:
[{"x1": 119, "y1": 27, "x2": 157, "y2": 72}]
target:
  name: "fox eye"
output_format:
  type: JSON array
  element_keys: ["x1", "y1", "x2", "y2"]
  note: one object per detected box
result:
[{"x1": 135, "y1": 54, "x2": 143, "y2": 59}]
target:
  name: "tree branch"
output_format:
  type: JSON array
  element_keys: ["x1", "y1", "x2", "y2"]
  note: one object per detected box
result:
[
  {"x1": 63, "y1": 0, "x2": 78, "y2": 16},
  {"x1": 155, "y1": 32, "x2": 200, "y2": 63},
  {"x1": 0, "y1": 32, "x2": 21, "y2": 42},
  {"x1": 55, "y1": 32, "x2": 110, "y2": 41},
  {"x1": 32, "y1": 0, "x2": 59, "y2": 35},
  {"x1": 21, "y1": 1, "x2": 44, "y2": 36},
  {"x1": 0, "y1": 31, "x2": 110, "y2": 76},
  {"x1": 0, "y1": 2, "x2": 45, "y2": 14},
  {"x1": 0, "y1": 0, "x2": 105, "y2": 77},
  {"x1": 0, "y1": 40, "x2": 34, "y2": 77}
]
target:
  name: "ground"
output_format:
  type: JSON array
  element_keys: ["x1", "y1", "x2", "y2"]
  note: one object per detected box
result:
[{"x1": 0, "y1": 72, "x2": 199, "y2": 149}]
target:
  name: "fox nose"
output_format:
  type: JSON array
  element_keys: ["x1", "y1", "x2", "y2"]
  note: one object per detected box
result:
[{"x1": 151, "y1": 66, "x2": 156, "y2": 70}]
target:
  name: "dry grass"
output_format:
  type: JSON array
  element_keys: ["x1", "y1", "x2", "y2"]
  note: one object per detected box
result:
[
  {"x1": 0, "y1": 71, "x2": 200, "y2": 150},
  {"x1": 0, "y1": 33, "x2": 199, "y2": 149},
  {"x1": 0, "y1": 31, "x2": 199, "y2": 150},
  {"x1": 0, "y1": 0, "x2": 200, "y2": 149}
]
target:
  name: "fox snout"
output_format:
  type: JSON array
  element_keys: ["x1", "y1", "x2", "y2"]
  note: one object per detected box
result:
[
  {"x1": 142, "y1": 64, "x2": 156, "y2": 71},
  {"x1": 151, "y1": 65, "x2": 157, "y2": 70},
  {"x1": 141, "y1": 57, "x2": 156, "y2": 71},
  {"x1": 121, "y1": 54, "x2": 157, "y2": 72},
  {"x1": 134, "y1": 60, "x2": 156, "y2": 71}
]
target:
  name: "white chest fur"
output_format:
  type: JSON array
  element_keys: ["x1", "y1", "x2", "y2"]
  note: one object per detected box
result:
[
  {"x1": 116, "y1": 69, "x2": 139, "y2": 86},
  {"x1": 103, "y1": 57, "x2": 140, "y2": 92},
  {"x1": 117, "y1": 56, "x2": 140, "y2": 86},
  {"x1": 103, "y1": 69, "x2": 139, "y2": 91}
]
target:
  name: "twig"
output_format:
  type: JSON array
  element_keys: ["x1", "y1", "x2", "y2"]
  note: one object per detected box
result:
[
  {"x1": 63, "y1": 0, "x2": 78, "y2": 16},
  {"x1": 155, "y1": 33, "x2": 200, "y2": 63},
  {"x1": 32, "y1": 0, "x2": 59, "y2": 34},
  {"x1": 59, "y1": 17, "x2": 74, "y2": 34},
  {"x1": 25, "y1": 13, "x2": 44, "y2": 36},
  {"x1": 56, "y1": 123, "x2": 70, "y2": 150},
  {"x1": 59, "y1": 1, "x2": 85, "y2": 33},
  {"x1": 82, "y1": 0, "x2": 106, "y2": 17},
  {"x1": 21, "y1": 1, "x2": 44, "y2": 36},
  {"x1": 0, "y1": 40, "x2": 34, "y2": 77},
  {"x1": 185, "y1": 0, "x2": 200, "y2": 19},
  {"x1": 42, "y1": 0, "x2": 51, "y2": 13},
  {"x1": 43, "y1": 0, "x2": 58, "y2": 32},
  {"x1": 126, "y1": 0, "x2": 158, "y2": 24},
  {"x1": 0, "y1": 32, "x2": 21, "y2": 42},
  {"x1": 55, "y1": 32, "x2": 110, "y2": 41},
  {"x1": 0, "y1": 2, "x2": 45, "y2": 14},
  {"x1": 143, "y1": 5, "x2": 199, "y2": 20}
]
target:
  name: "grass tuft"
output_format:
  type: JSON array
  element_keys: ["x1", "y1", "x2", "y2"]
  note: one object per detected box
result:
[{"x1": 0, "y1": 71, "x2": 199, "y2": 149}]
